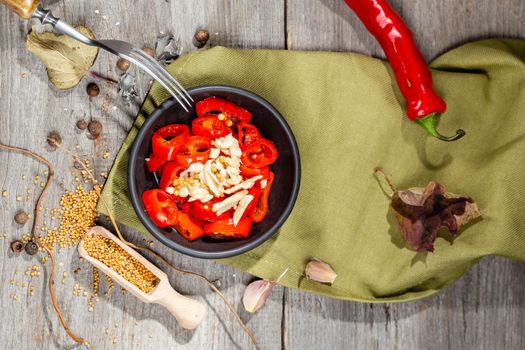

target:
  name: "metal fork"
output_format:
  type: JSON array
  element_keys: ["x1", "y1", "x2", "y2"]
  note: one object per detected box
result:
[{"x1": 32, "y1": 5, "x2": 193, "y2": 111}]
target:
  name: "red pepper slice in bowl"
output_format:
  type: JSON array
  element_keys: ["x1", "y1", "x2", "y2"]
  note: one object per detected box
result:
[
  {"x1": 196, "y1": 97, "x2": 252, "y2": 124},
  {"x1": 244, "y1": 187, "x2": 262, "y2": 220},
  {"x1": 250, "y1": 171, "x2": 275, "y2": 222},
  {"x1": 241, "y1": 138, "x2": 279, "y2": 169},
  {"x1": 189, "y1": 199, "x2": 232, "y2": 222},
  {"x1": 152, "y1": 124, "x2": 190, "y2": 161},
  {"x1": 239, "y1": 163, "x2": 270, "y2": 179},
  {"x1": 204, "y1": 217, "x2": 253, "y2": 239},
  {"x1": 174, "y1": 135, "x2": 212, "y2": 167},
  {"x1": 174, "y1": 211, "x2": 205, "y2": 241},
  {"x1": 159, "y1": 162, "x2": 184, "y2": 191},
  {"x1": 142, "y1": 189, "x2": 179, "y2": 228},
  {"x1": 237, "y1": 122, "x2": 261, "y2": 147},
  {"x1": 145, "y1": 153, "x2": 167, "y2": 173},
  {"x1": 192, "y1": 116, "x2": 230, "y2": 139}
]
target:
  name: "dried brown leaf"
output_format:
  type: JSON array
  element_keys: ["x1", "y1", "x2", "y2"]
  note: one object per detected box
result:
[
  {"x1": 26, "y1": 25, "x2": 99, "y2": 89},
  {"x1": 391, "y1": 181, "x2": 480, "y2": 252}
]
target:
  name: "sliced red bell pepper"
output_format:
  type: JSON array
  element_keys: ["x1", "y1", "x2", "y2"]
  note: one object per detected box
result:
[
  {"x1": 152, "y1": 124, "x2": 190, "y2": 161},
  {"x1": 204, "y1": 217, "x2": 253, "y2": 239},
  {"x1": 146, "y1": 153, "x2": 167, "y2": 173},
  {"x1": 174, "y1": 211, "x2": 205, "y2": 241},
  {"x1": 245, "y1": 187, "x2": 262, "y2": 220},
  {"x1": 174, "y1": 135, "x2": 212, "y2": 167},
  {"x1": 159, "y1": 162, "x2": 184, "y2": 190},
  {"x1": 241, "y1": 138, "x2": 279, "y2": 169},
  {"x1": 237, "y1": 122, "x2": 261, "y2": 147},
  {"x1": 251, "y1": 171, "x2": 274, "y2": 222},
  {"x1": 192, "y1": 116, "x2": 229, "y2": 139},
  {"x1": 142, "y1": 189, "x2": 179, "y2": 228},
  {"x1": 239, "y1": 164, "x2": 270, "y2": 178},
  {"x1": 189, "y1": 199, "x2": 232, "y2": 222},
  {"x1": 196, "y1": 97, "x2": 252, "y2": 124}
]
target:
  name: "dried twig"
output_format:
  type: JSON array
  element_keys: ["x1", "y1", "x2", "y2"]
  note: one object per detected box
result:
[
  {"x1": 373, "y1": 167, "x2": 397, "y2": 196},
  {"x1": 52, "y1": 140, "x2": 260, "y2": 350},
  {"x1": 0, "y1": 142, "x2": 54, "y2": 236},
  {"x1": 0, "y1": 141, "x2": 84, "y2": 344},
  {"x1": 37, "y1": 238, "x2": 84, "y2": 344}
]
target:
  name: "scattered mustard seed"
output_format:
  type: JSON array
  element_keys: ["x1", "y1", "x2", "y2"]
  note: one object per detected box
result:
[{"x1": 83, "y1": 234, "x2": 159, "y2": 293}]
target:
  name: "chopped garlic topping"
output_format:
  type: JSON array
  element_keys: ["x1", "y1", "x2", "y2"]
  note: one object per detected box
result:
[
  {"x1": 212, "y1": 190, "x2": 248, "y2": 216},
  {"x1": 214, "y1": 134, "x2": 235, "y2": 149},
  {"x1": 260, "y1": 179, "x2": 268, "y2": 189},
  {"x1": 233, "y1": 194, "x2": 255, "y2": 226},
  {"x1": 224, "y1": 175, "x2": 263, "y2": 195},
  {"x1": 164, "y1": 133, "x2": 264, "y2": 207},
  {"x1": 179, "y1": 187, "x2": 189, "y2": 197},
  {"x1": 210, "y1": 148, "x2": 220, "y2": 159},
  {"x1": 180, "y1": 162, "x2": 204, "y2": 178}
]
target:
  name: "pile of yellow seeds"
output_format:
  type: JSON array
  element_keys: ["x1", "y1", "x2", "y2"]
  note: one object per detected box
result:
[
  {"x1": 83, "y1": 234, "x2": 159, "y2": 294},
  {"x1": 87, "y1": 267, "x2": 100, "y2": 311},
  {"x1": 40, "y1": 185, "x2": 100, "y2": 248}
]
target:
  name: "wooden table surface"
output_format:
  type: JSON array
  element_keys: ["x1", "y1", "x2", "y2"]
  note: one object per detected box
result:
[{"x1": 1, "y1": 1, "x2": 524, "y2": 349}]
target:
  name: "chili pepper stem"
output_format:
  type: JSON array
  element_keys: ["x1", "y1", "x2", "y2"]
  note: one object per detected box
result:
[{"x1": 416, "y1": 114, "x2": 466, "y2": 142}]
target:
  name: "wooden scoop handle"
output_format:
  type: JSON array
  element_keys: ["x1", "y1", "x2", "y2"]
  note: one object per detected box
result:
[
  {"x1": 155, "y1": 287, "x2": 206, "y2": 330},
  {"x1": 0, "y1": 0, "x2": 39, "y2": 19}
]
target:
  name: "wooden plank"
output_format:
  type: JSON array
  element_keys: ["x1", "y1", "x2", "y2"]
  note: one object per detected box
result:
[
  {"x1": 0, "y1": 0, "x2": 285, "y2": 349},
  {"x1": 286, "y1": 0, "x2": 525, "y2": 60},
  {"x1": 285, "y1": 1, "x2": 525, "y2": 349},
  {"x1": 284, "y1": 257, "x2": 525, "y2": 350}
]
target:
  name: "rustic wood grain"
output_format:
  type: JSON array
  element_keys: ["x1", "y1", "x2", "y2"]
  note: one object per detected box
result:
[
  {"x1": 286, "y1": 0, "x2": 525, "y2": 60},
  {"x1": 285, "y1": 1, "x2": 525, "y2": 350},
  {"x1": 0, "y1": 0, "x2": 284, "y2": 349},
  {"x1": 1, "y1": 0, "x2": 524, "y2": 349}
]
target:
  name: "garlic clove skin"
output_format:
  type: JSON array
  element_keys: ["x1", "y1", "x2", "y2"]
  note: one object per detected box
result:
[
  {"x1": 305, "y1": 258, "x2": 337, "y2": 284},
  {"x1": 242, "y1": 280, "x2": 275, "y2": 313}
]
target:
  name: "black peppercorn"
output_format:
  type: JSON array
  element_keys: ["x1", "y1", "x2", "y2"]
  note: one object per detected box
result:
[
  {"x1": 14, "y1": 211, "x2": 29, "y2": 225},
  {"x1": 10, "y1": 240, "x2": 24, "y2": 254},
  {"x1": 46, "y1": 131, "x2": 62, "y2": 149},
  {"x1": 76, "y1": 119, "x2": 88, "y2": 130},
  {"x1": 116, "y1": 58, "x2": 131, "y2": 72},
  {"x1": 87, "y1": 120, "x2": 103, "y2": 138},
  {"x1": 193, "y1": 29, "x2": 210, "y2": 48},
  {"x1": 142, "y1": 47, "x2": 155, "y2": 58},
  {"x1": 86, "y1": 83, "x2": 100, "y2": 97},
  {"x1": 24, "y1": 241, "x2": 39, "y2": 255}
]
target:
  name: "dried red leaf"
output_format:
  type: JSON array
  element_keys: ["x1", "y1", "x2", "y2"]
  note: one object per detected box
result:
[{"x1": 390, "y1": 181, "x2": 480, "y2": 252}]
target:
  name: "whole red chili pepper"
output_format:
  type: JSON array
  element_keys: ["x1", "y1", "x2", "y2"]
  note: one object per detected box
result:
[{"x1": 343, "y1": 0, "x2": 465, "y2": 141}]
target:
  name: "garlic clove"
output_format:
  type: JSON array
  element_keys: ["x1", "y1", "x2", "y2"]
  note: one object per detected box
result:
[
  {"x1": 242, "y1": 268, "x2": 289, "y2": 313},
  {"x1": 305, "y1": 258, "x2": 337, "y2": 284},
  {"x1": 242, "y1": 280, "x2": 275, "y2": 313}
]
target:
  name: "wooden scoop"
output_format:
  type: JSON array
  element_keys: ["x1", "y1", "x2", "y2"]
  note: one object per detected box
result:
[{"x1": 78, "y1": 226, "x2": 205, "y2": 330}]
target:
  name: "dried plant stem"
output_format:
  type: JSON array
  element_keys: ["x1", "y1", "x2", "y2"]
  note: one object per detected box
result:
[
  {"x1": 0, "y1": 141, "x2": 84, "y2": 344},
  {"x1": 373, "y1": 167, "x2": 397, "y2": 196},
  {"x1": 53, "y1": 142, "x2": 260, "y2": 350},
  {"x1": 86, "y1": 70, "x2": 118, "y2": 86},
  {"x1": 37, "y1": 238, "x2": 84, "y2": 344},
  {"x1": 0, "y1": 142, "x2": 54, "y2": 236}
]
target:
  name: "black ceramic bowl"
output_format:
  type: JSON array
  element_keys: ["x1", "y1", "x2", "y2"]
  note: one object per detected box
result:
[{"x1": 128, "y1": 85, "x2": 301, "y2": 259}]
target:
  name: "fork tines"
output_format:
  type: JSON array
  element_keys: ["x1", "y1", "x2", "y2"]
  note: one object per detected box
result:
[{"x1": 124, "y1": 49, "x2": 194, "y2": 112}]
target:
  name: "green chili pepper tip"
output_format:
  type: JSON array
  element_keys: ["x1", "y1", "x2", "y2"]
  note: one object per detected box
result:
[{"x1": 416, "y1": 114, "x2": 466, "y2": 142}]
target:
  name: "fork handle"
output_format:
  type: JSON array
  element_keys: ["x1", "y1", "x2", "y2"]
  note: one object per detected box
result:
[{"x1": 0, "y1": 0, "x2": 39, "y2": 19}]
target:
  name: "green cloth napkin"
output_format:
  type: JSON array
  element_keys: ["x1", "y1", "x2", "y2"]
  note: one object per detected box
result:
[{"x1": 99, "y1": 39, "x2": 525, "y2": 302}]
